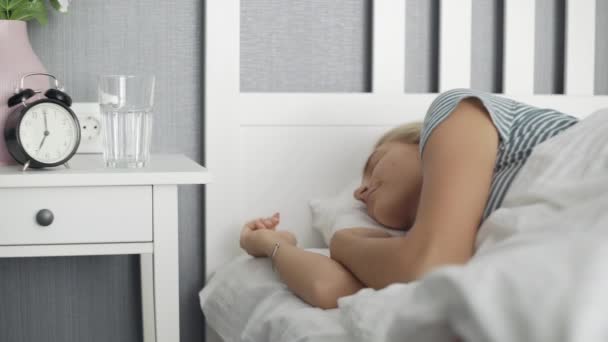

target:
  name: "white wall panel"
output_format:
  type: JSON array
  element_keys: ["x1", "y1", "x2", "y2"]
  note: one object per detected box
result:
[
  {"x1": 565, "y1": 0, "x2": 596, "y2": 95},
  {"x1": 439, "y1": 0, "x2": 473, "y2": 91},
  {"x1": 373, "y1": 0, "x2": 406, "y2": 93},
  {"x1": 504, "y1": 0, "x2": 536, "y2": 94}
]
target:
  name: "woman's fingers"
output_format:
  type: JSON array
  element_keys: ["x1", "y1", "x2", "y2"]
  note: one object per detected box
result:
[
  {"x1": 268, "y1": 212, "x2": 280, "y2": 228},
  {"x1": 245, "y1": 219, "x2": 263, "y2": 230},
  {"x1": 259, "y1": 214, "x2": 280, "y2": 230},
  {"x1": 265, "y1": 217, "x2": 279, "y2": 229},
  {"x1": 255, "y1": 219, "x2": 267, "y2": 229},
  {"x1": 247, "y1": 213, "x2": 281, "y2": 230},
  {"x1": 245, "y1": 220, "x2": 256, "y2": 230}
]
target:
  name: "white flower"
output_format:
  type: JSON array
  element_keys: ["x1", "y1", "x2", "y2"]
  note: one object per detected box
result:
[{"x1": 57, "y1": 0, "x2": 70, "y2": 13}]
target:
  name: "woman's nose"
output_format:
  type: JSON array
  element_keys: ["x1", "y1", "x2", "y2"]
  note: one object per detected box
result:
[{"x1": 354, "y1": 185, "x2": 368, "y2": 203}]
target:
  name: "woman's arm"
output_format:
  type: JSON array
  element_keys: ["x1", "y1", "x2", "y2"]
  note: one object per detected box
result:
[
  {"x1": 330, "y1": 231, "x2": 417, "y2": 289},
  {"x1": 336, "y1": 227, "x2": 392, "y2": 238},
  {"x1": 331, "y1": 99, "x2": 499, "y2": 288},
  {"x1": 271, "y1": 228, "x2": 391, "y2": 307},
  {"x1": 272, "y1": 243, "x2": 363, "y2": 309},
  {"x1": 240, "y1": 215, "x2": 365, "y2": 309}
]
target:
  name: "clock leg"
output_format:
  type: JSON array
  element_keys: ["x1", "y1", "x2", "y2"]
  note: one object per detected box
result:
[
  {"x1": 22, "y1": 160, "x2": 30, "y2": 172},
  {"x1": 64, "y1": 162, "x2": 71, "y2": 169}
]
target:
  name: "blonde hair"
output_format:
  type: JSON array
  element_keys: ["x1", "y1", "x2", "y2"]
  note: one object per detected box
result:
[
  {"x1": 375, "y1": 122, "x2": 423, "y2": 148},
  {"x1": 363, "y1": 122, "x2": 423, "y2": 175}
]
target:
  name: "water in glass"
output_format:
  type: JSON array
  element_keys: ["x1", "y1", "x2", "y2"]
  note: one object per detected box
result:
[
  {"x1": 98, "y1": 74, "x2": 155, "y2": 168},
  {"x1": 101, "y1": 106, "x2": 153, "y2": 168}
]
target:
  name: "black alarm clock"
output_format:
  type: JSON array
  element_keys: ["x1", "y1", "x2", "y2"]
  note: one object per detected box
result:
[{"x1": 4, "y1": 73, "x2": 81, "y2": 171}]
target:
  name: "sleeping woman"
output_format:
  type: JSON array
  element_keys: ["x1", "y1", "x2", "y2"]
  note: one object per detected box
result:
[{"x1": 239, "y1": 88, "x2": 578, "y2": 309}]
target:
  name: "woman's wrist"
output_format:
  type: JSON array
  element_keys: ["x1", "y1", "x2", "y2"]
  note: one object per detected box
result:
[{"x1": 258, "y1": 230, "x2": 281, "y2": 257}]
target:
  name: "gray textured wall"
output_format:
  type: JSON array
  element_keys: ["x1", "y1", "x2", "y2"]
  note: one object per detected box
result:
[
  {"x1": 240, "y1": 0, "x2": 371, "y2": 92},
  {"x1": 2, "y1": 1, "x2": 607, "y2": 342},
  {"x1": 0, "y1": 1, "x2": 204, "y2": 342},
  {"x1": 241, "y1": 0, "x2": 607, "y2": 94}
]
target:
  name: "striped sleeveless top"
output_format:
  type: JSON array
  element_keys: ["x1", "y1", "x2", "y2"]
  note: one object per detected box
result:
[{"x1": 420, "y1": 88, "x2": 578, "y2": 219}]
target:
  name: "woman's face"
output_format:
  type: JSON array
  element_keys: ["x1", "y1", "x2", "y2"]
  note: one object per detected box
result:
[{"x1": 354, "y1": 142, "x2": 422, "y2": 229}]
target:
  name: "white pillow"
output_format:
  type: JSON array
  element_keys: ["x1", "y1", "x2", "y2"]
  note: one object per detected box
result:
[{"x1": 309, "y1": 180, "x2": 406, "y2": 246}]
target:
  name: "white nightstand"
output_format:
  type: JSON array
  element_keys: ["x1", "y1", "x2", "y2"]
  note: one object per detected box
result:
[{"x1": 0, "y1": 154, "x2": 210, "y2": 342}]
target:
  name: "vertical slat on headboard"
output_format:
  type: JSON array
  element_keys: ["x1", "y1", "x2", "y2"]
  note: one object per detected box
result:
[
  {"x1": 503, "y1": 0, "x2": 536, "y2": 94},
  {"x1": 372, "y1": 0, "x2": 406, "y2": 93},
  {"x1": 206, "y1": 0, "x2": 240, "y2": 278},
  {"x1": 565, "y1": 0, "x2": 596, "y2": 95},
  {"x1": 439, "y1": 0, "x2": 472, "y2": 91}
]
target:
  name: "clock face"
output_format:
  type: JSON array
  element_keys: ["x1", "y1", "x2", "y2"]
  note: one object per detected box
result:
[{"x1": 18, "y1": 102, "x2": 79, "y2": 164}]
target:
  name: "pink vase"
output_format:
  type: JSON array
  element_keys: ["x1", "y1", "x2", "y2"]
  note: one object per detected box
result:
[{"x1": 0, "y1": 20, "x2": 48, "y2": 165}]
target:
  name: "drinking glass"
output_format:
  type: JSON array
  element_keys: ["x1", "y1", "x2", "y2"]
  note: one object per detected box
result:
[{"x1": 98, "y1": 75, "x2": 155, "y2": 168}]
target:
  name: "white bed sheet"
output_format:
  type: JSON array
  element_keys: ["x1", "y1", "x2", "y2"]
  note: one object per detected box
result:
[{"x1": 200, "y1": 249, "x2": 350, "y2": 342}]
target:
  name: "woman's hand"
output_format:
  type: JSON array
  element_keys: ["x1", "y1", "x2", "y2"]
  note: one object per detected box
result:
[{"x1": 240, "y1": 213, "x2": 297, "y2": 257}]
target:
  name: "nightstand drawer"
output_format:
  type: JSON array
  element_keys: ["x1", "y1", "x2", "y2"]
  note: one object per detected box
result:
[{"x1": 0, "y1": 186, "x2": 153, "y2": 245}]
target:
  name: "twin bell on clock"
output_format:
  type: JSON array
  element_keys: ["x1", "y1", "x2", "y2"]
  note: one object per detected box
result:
[{"x1": 4, "y1": 73, "x2": 81, "y2": 171}]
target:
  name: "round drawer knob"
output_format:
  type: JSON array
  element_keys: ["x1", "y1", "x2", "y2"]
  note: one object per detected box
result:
[{"x1": 36, "y1": 209, "x2": 54, "y2": 227}]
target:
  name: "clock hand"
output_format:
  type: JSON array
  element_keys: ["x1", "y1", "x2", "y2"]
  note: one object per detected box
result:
[
  {"x1": 38, "y1": 131, "x2": 50, "y2": 151},
  {"x1": 43, "y1": 112, "x2": 48, "y2": 131},
  {"x1": 39, "y1": 112, "x2": 51, "y2": 152}
]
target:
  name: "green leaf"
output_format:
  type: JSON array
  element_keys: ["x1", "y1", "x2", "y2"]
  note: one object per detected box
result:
[
  {"x1": 9, "y1": 0, "x2": 48, "y2": 25},
  {"x1": 0, "y1": 0, "x2": 8, "y2": 19},
  {"x1": 8, "y1": 0, "x2": 27, "y2": 10}
]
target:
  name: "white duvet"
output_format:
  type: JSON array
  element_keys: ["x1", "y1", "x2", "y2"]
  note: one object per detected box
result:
[{"x1": 339, "y1": 109, "x2": 608, "y2": 342}]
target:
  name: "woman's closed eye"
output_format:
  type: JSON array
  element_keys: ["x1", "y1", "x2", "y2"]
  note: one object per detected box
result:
[
  {"x1": 364, "y1": 149, "x2": 386, "y2": 177},
  {"x1": 363, "y1": 155, "x2": 375, "y2": 177}
]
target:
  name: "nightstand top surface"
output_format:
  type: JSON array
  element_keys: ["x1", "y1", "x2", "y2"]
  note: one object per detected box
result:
[{"x1": 0, "y1": 154, "x2": 210, "y2": 188}]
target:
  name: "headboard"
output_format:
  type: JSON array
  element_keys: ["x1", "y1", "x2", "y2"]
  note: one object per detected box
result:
[{"x1": 205, "y1": 0, "x2": 608, "y2": 279}]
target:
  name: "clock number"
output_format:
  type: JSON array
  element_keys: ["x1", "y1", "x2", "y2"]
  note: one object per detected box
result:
[{"x1": 31, "y1": 112, "x2": 38, "y2": 119}]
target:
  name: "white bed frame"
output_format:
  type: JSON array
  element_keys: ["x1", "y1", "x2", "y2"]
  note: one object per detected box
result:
[{"x1": 205, "y1": 0, "x2": 606, "y2": 337}]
